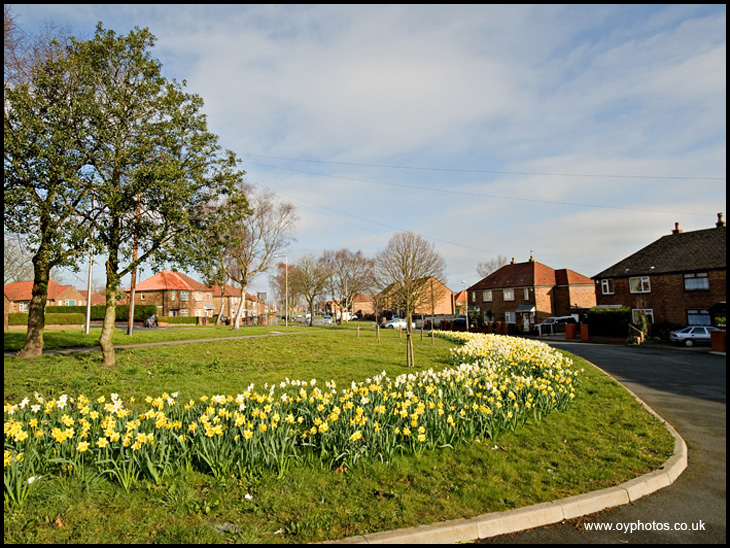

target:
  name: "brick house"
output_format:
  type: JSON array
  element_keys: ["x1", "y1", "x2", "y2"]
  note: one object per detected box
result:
[
  {"x1": 467, "y1": 257, "x2": 596, "y2": 331},
  {"x1": 592, "y1": 217, "x2": 726, "y2": 327},
  {"x1": 127, "y1": 270, "x2": 215, "y2": 317},
  {"x1": 4, "y1": 280, "x2": 88, "y2": 312},
  {"x1": 209, "y1": 283, "x2": 268, "y2": 319},
  {"x1": 352, "y1": 294, "x2": 374, "y2": 316},
  {"x1": 378, "y1": 277, "x2": 455, "y2": 317}
]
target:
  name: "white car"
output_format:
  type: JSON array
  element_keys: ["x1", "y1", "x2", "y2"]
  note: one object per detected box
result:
[
  {"x1": 382, "y1": 318, "x2": 415, "y2": 329},
  {"x1": 669, "y1": 326, "x2": 719, "y2": 347}
]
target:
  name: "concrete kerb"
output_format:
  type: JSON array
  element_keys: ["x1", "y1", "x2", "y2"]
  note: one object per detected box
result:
[{"x1": 332, "y1": 372, "x2": 689, "y2": 544}]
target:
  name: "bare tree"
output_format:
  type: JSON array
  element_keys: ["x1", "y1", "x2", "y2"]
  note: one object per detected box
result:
[
  {"x1": 221, "y1": 183, "x2": 297, "y2": 330},
  {"x1": 374, "y1": 232, "x2": 446, "y2": 367},
  {"x1": 322, "y1": 249, "x2": 374, "y2": 324},
  {"x1": 476, "y1": 254, "x2": 510, "y2": 278},
  {"x1": 290, "y1": 254, "x2": 331, "y2": 326}
]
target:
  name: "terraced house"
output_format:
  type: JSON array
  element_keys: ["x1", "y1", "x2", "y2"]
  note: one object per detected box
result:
[
  {"x1": 592, "y1": 216, "x2": 726, "y2": 328},
  {"x1": 467, "y1": 257, "x2": 596, "y2": 332}
]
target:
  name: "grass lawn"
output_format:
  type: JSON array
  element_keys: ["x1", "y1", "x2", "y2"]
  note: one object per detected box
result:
[{"x1": 3, "y1": 327, "x2": 675, "y2": 544}]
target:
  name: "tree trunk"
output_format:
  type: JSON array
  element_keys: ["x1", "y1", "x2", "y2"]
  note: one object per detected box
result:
[
  {"x1": 231, "y1": 284, "x2": 246, "y2": 330},
  {"x1": 17, "y1": 252, "x2": 52, "y2": 358},
  {"x1": 99, "y1": 254, "x2": 120, "y2": 367}
]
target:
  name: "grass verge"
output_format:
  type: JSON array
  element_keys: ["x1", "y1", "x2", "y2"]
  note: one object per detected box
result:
[{"x1": 3, "y1": 328, "x2": 674, "y2": 543}]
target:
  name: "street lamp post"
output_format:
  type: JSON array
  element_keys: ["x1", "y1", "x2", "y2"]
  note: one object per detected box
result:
[{"x1": 462, "y1": 281, "x2": 469, "y2": 332}]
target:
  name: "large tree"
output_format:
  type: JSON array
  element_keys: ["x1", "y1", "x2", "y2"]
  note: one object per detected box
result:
[
  {"x1": 374, "y1": 232, "x2": 446, "y2": 367},
  {"x1": 4, "y1": 20, "x2": 96, "y2": 358},
  {"x1": 218, "y1": 183, "x2": 297, "y2": 330},
  {"x1": 73, "y1": 25, "x2": 244, "y2": 366}
]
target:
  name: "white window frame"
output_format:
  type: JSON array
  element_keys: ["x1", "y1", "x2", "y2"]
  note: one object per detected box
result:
[
  {"x1": 629, "y1": 276, "x2": 651, "y2": 294},
  {"x1": 523, "y1": 288, "x2": 530, "y2": 301},
  {"x1": 631, "y1": 308, "x2": 654, "y2": 324},
  {"x1": 505, "y1": 311, "x2": 516, "y2": 323},
  {"x1": 195, "y1": 291, "x2": 202, "y2": 302},
  {"x1": 180, "y1": 291, "x2": 189, "y2": 302},
  {"x1": 482, "y1": 290, "x2": 492, "y2": 302},
  {"x1": 601, "y1": 279, "x2": 614, "y2": 295},
  {"x1": 503, "y1": 288, "x2": 514, "y2": 301},
  {"x1": 684, "y1": 272, "x2": 709, "y2": 291},
  {"x1": 140, "y1": 292, "x2": 145, "y2": 301},
  {"x1": 64, "y1": 299, "x2": 76, "y2": 306},
  {"x1": 18, "y1": 302, "x2": 29, "y2": 312},
  {"x1": 170, "y1": 291, "x2": 177, "y2": 301}
]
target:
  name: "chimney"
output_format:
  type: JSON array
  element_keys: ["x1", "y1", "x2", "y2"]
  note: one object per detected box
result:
[
  {"x1": 510, "y1": 257, "x2": 515, "y2": 264},
  {"x1": 672, "y1": 222, "x2": 682, "y2": 235},
  {"x1": 717, "y1": 212, "x2": 726, "y2": 228}
]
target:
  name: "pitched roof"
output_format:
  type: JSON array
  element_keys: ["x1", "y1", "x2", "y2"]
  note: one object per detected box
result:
[
  {"x1": 468, "y1": 260, "x2": 594, "y2": 291},
  {"x1": 593, "y1": 225, "x2": 726, "y2": 278},
  {"x1": 209, "y1": 283, "x2": 242, "y2": 298},
  {"x1": 133, "y1": 270, "x2": 210, "y2": 292},
  {"x1": 4, "y1": 280, "x2": 76, "y2": 302},
  {"x1": 468, "y1": 260, "x2": 556, "y2": 291}
]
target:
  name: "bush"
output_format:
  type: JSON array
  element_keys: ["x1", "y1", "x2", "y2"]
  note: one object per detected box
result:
[
  {"x1": 586, "y1": 307, "x2": 632, "y2": 338},
  {"x1": 45, "y1": 304, "x2": 157, "y2": 321},
  {"x1": 8, "y1": 312, "x2": 87, "y2": 326},
  {"x1": 158, "y1": 315, "x2": 198, "y2": 324}
]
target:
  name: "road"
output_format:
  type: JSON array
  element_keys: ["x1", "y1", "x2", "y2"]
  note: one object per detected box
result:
[{"x1": 479, "y1": 341, "x2": 726, "y2": 544}]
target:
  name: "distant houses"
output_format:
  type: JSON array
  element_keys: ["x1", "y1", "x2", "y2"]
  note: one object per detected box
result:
[
  {"x1": 4, "y1": 279, "x2": 100, "y2": 313},
  {"x1": 124, "y1": 270, "x2": 268, "y2": 319}
]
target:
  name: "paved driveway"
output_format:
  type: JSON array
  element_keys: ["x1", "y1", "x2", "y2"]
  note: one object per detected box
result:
[{"x1": 480, "y1": 341, "x2": 726, "y2": 544}]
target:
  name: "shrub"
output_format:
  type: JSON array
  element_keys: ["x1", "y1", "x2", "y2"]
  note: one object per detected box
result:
[{"x1": 586, "y1": 307, "x2": 631, "y2": 337}]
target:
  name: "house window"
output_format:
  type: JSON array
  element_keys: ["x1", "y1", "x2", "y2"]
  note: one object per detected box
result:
[
  {"x1": 687, "y1": 309, "x2": 711, "y2": 326},
  {"x1": 505, "y1": 311, "x2": 516, "y2": 323},
  {"x1": 629, "y1": 276, "x2": 651, "y2": 294},
  {"x1": 471, "y1": 292, "x2": 476, "y2": 303},
  {"x1": 64, "y1": 299, "x2": 76, "y2": 306},
  {"x1": 18, "y1": 302, "x2": 29, "y2": 312},
  {"x1": 601, "y1": 279, "x2": 614, "y2": 295},
  {"x1": 503, "y1": 288, "x2": 514, "y2": 301},
  {"x1": 195, "y1": 291, "x2": 202, "y2": 302},
  {"x1": 684, "y1": 273, "x2": 709, "y2": 291},
  {"x1": 180, "y1": 309, "x2": 189, "y2": 317},
  {"x1": 180, "y1": 291, "x2": 189, "y2": 302},
  {"x1": 194, "y1": 308, "x2": 202, "y2": 317},
  {"x1": 482, "y1": 290, "x2": 492, "y2": 302},
  {"x1": 632, "y1": 309, "x2": 654, "y2": 324},
  {"x1": 140, "y1": 293, "x2": 145, "y2": 301},
  {"x1": 524, "y1": 288, "x2": 530, "y2": 301},
  {"x1": 171, "y1": 291, "x2": 177, "y2": 301}
]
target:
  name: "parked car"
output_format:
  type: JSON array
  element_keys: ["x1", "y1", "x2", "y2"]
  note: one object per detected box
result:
[
  {"x1": 534, "y1": 315, "x2": 577, "y2": 335},
  {"x1": 322, "y1": 315, "x2": 333, "y2": 325},
  {"x1": 382, "y1": 317, "x2": 415, "y2": 329},
  {"x1": 669, "y1": 325, "x2": 719, "y2": 347}
]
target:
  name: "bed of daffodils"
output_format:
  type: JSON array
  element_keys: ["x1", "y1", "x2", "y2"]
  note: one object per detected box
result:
[{"x1": 4, "y1": 332, "x2": 578, "y2": 507}]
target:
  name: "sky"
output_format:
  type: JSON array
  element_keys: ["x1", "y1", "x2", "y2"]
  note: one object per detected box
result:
[{"x1": 9, "y1": 4, "x2": 727, "y2": 299}]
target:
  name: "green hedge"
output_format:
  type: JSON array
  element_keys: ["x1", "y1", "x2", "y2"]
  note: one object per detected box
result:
[
  {"x1": 586, "y1": 307, "x2": 632, "y2": 337},
  {"x1": 8, "y1": 312, "x2": 86, "y2": 326},
  {"x1": 46, "y1": 304, "x2": 157, "y2": 321},
  {"x1": 158, "y1": 316, "x2": 199, "y2": 324}
]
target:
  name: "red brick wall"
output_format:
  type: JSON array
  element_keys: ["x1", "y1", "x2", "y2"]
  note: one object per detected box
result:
[{"x1": 595, "y1": 270, "x2": 726, "y2": 325}]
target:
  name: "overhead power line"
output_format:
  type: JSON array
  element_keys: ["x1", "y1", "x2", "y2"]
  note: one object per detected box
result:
[
  {"x1": 243, "y1": 153, "x2": 726, "y2": 181},
  {"x1": 244, "y1": 160, "x2": 717, "y2": 217}
]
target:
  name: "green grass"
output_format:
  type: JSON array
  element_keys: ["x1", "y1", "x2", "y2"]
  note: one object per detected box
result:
[
  {"x1": 3, "y1": 324, "x2": 309, "y2": 353},
  {"x1": 3, "y1": 328, "x2": 675, "y2": 544}
]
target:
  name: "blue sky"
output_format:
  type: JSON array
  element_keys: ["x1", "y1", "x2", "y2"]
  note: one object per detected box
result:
[{"x1": 10, "y1": 4, "x2": 726, "y2": 297}]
